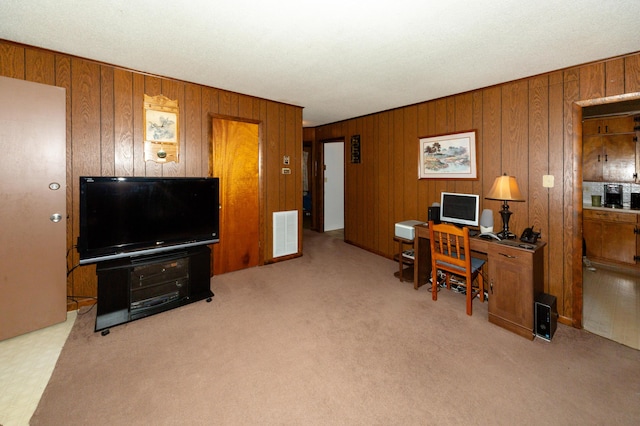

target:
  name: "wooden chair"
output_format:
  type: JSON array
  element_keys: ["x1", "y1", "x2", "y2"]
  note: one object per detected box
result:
[{"x1": 428, "y1": 221, "x2": 485, "y2": 315}]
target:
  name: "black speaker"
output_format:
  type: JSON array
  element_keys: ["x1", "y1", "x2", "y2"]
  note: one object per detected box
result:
[
  {"x1": 535, "y1": 293, "x2": 557, "y2": 341},
  {"x1": 428, "y1": 206, "x2": 441, "y2": 224}
]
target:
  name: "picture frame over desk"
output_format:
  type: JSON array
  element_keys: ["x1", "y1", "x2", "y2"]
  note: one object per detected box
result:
[{"x1": 418, "y1": 130, "x2": 478, "y2": 179}]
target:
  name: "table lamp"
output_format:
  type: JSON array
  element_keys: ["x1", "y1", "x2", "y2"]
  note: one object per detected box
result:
[{"x1": 485, "y1": 173, "x2": 524, "y2": 239}]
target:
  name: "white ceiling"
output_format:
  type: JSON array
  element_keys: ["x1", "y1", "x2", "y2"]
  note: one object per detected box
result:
[{"x1": 2, "y1": 1, "x2": 640, "y2": 127}]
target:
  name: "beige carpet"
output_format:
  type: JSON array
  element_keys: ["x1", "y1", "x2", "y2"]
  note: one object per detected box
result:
[{"x1": 32, "y1": 230, "x2": 640, "y2": 425}]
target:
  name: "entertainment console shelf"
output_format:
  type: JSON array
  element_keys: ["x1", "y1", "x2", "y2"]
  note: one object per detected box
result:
[{"x1": 95, "y1": 245, "x2": 213, "y2": 335}]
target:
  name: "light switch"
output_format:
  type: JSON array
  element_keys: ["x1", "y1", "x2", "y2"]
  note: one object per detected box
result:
[{"x1": 542, "y1": 175, "x2": 554, "y2": 188}]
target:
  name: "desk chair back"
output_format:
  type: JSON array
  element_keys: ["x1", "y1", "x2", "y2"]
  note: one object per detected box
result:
[{"x1": 428, "y1": 221, "x2": 485, "y2": 315}]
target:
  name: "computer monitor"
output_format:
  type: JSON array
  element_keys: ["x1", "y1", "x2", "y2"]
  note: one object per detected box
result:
[{"x1": 439, "y1": 192, "x2": 480, "y2": 227}]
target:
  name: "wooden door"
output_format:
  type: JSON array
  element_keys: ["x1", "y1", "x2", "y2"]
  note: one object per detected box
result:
[
  {"x1": 212, "y1": 118, "x2": 260, "y2": 275},
  {"x1": 0, "y1": 77, "x2": 67, "y2": 340}
]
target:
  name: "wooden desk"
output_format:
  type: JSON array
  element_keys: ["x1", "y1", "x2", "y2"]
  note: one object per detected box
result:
[{"x1": 413, "y1": 223, "x2": 546, "y2": 340}]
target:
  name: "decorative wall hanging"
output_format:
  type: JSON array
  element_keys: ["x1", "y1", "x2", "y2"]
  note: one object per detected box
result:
[
  {"x1": 143, "y1": 94, "x2": 179, "y2": 163},
  {"x1": 350, "y1": 134, "x2": 361, "y2": 164},
  {"x1": 418, "y1": 130, "x2": 478, "y2": 179}
]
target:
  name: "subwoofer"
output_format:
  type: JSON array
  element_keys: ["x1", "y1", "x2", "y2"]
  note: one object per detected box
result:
[{"x1": 535, "y1": 293, "x2": 557, "y2": 341}]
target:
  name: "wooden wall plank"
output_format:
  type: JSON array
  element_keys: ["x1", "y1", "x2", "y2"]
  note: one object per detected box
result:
[
  {"x1": 471, "y1": 91, "x2": 484, "y2": 200},
  {"x1": 392, "y1": 109, "x2": 404, "y2": 227},
  {"x1": 114, "y1": 69, "x2": 134, "y2": 176},
  {"x1": 132, "y1": 74, "x2": 145, "y2": 177},
  {"x1": 377, "y1": 112, "x2": 391, "y2": 257},
  {"x1": 185, "y1": 83, "x2": 202, "y2": 177},
  {"x1": 144, "y1": 76, "x2": 163, "y2": 177},
  {"x1": 100, "y1": 66, "x2": 115, "y2": 176},
  {"x1": 285, "y1": 104, "x2": 297, "y2": 212},
  {"x1": 482, "y1": 87, "x2": 503, "y2": 218},
  {"x1": 364, "y1": 114, "x2": 376, "y2": 250},
  {"x1": 624, "y1": 55, "x2": 640, "y2": 92},
  {"x1": 160, "y1": 79, "x2": 185, "y2": 177},
  {"x1": 579, "y1": 62, "x2": 605, "y2": 100},
  {"x1": 501, "y1": 81, "x2": 529, "y2": 233},
  {"x1": 547, "y1": 72, "x2": 565, "y2": 299},
  {"x1": 403, "y1": 105, "x2": 418, "y2": 219},
  {"x1": 70, "y1": 57, "x2": 102, "y2": 300},
  {"x1": 528, "y1": 75, "x2": 550, "y2": 291},
  {"x1": 605, "y1": 58, "x2": 625, "y2": 96},
  {"x1": 453, "y1": 93, "x2": 473, "y2": 195},
  {"x1": 265, "y1": 101, "x2": 281, "y2": 259},
  {"x1": 0, "y1": 43, "x2": 25, "y2": 78},
  {"x1": 25, "y1": 48, "x2": 54, "y2": 85}
]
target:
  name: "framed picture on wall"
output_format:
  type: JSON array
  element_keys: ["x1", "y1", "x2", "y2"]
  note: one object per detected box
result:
[
  {"x1": 418, "y1": 130, "x2": 478, "y2": 179},
  {"x1": 143, "y1": 94, "x2": 180, "y2": 163}
]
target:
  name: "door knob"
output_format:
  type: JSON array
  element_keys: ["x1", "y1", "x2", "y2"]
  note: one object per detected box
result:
[{"x1": 50, "y1": 213, "x2": 62, "y2": 223}]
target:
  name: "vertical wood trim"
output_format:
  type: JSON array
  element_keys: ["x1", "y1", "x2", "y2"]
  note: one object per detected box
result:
[{"x1": 562, "y1": 68, "x2": 580, "y2": 320}]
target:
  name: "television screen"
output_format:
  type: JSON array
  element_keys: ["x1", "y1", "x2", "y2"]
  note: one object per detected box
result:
[
  {"x1": 78, "y1": 177, "x2": 219, "y2": 264},
  {"x1": 439, "y1": 192, "x2": 479, "y2": 227}
]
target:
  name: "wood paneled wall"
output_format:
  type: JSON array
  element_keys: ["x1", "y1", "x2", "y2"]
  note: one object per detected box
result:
[
  {"x1": 0, "y1": 40, "x2": 302, "y2": 307},
  {"x1": 312, "y1": 52, "x2": 640, "y2": 326}
]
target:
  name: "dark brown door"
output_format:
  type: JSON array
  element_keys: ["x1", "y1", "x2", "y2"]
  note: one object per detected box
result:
[{"x1": 212, "y1": 118, "x2": 260, "y2": 275}]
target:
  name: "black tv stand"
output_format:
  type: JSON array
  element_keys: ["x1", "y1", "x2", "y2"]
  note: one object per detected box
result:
[{"x1": 94, "y1": 245, "x2": 213, "y2": 334}]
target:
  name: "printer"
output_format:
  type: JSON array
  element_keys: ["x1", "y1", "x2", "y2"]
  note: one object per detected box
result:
[{"x1": 394, "y1": 220, "x2": 425, "y2": 241}]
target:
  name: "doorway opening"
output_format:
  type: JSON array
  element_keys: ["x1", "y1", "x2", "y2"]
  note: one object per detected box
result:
[
  {"x1": 573, "y1": 92, "x2": 640, "y2": 348},
  {"x1": 323, "y1": 139, "x2": 345, "y2": 238}
]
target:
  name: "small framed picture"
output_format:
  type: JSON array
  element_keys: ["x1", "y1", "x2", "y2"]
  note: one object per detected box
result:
[
  {"x1": 143, "y1": 94, "x2": 179, "y2": 163},
  {"x1": 418, "y1": 130, "x2": 478, "y2": 179}
]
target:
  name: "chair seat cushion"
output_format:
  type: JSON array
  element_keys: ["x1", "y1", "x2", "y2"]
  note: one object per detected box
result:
[{"x1": 435, "y1": 256, "x2": 485, "y2": 274}]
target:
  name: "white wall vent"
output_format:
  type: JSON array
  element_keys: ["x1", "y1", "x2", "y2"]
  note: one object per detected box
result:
[{"x1": 273, "y1": 210, "x2": 298, "y2": 257}]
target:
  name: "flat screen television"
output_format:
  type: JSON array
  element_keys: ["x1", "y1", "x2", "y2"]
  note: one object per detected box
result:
[
  {"x1": 439, "y1": 192, "x2": 480, "y2": 227},
  {"x1": 78, "y1": 177, "x2": 220, "y2": 265}
]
